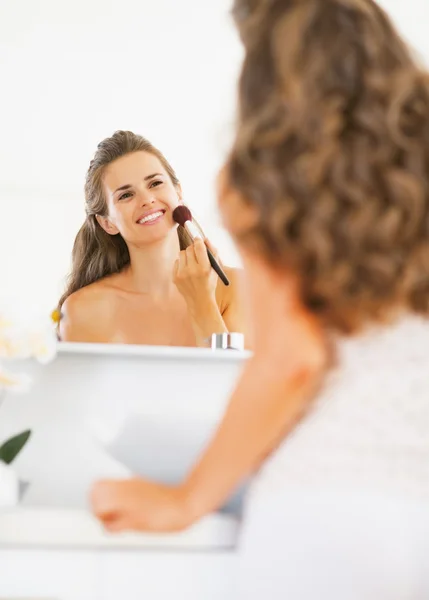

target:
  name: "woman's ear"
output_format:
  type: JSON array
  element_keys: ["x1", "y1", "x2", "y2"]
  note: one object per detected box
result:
[{"x1": 95, "y1": 214, "x2": 120, "y2": 235}]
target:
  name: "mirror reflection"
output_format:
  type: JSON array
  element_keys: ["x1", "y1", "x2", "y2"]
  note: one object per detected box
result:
[
  {"x1": 0, "y1": 0, "x2": 246, "y2": 349},
  {"x1": 58, "y1": 131, "x2": 246, "y2": 347}
]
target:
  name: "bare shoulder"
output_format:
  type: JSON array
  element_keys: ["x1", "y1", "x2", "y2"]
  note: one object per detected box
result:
[
  {"x1": 216, "y1": 266, "x2": 245, "y2": 310},
  {"x1": 62, "y1": 281, "x2": 113, "y2": 316},
  {"x1": 59, "y1": 279, "x2": 116, "y2": 342}
]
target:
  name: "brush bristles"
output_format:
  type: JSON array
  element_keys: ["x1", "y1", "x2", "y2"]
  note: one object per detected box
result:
[{"x1": 173, "y1": 205, "x2": 193, "y2": 227}]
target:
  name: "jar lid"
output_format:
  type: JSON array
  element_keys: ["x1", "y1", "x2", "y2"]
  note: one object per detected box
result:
[{"x1": 210, "y1": 332, "x2": 244, "y2": 351}]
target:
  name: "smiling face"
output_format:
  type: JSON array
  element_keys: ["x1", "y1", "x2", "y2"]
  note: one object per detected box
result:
[{"x1": 96, "y1": 151, "x2": 182, "y2": 247}]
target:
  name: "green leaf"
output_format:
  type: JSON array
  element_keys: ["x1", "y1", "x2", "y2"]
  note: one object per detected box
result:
[{"x1": 0, "y1": 430, "x2": 32, "y2": 465}]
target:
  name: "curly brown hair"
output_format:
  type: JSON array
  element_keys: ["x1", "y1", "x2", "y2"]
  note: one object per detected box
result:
[{"x1": 226, "y1": 0, "x2": 429, "y2": 333}]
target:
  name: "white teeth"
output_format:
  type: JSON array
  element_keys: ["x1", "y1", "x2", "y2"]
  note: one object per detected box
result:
[{"x1": 138, "y1": 211, "x2": 163, "y2": 224}]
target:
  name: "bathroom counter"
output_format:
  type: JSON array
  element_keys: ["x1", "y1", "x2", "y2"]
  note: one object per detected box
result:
[
  {"x1": 0, "y1": 507, "x2": 239, "y2": 550},
  {"x1": 0, "y1": 508, "x2": 239, "y2": 600},
  {"x1": 0, "y1": 343, "x2": 246, "y2": 598}
]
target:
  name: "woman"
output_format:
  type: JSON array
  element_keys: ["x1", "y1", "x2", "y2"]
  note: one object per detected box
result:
[
  {"x1": 59, "y1": 131, "x2": 245, "y2": 347},
  {"x1": 91, "y1": 1, "x2": 429, "y2": 597}
]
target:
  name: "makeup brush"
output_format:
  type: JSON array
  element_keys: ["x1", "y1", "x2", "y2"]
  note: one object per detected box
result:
[{"x1": 173, "y1": 205, "x2": 230, "y2": 286}]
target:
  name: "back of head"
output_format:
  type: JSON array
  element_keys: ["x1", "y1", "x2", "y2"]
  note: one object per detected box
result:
[
  {"x1": 227, "y1": 0, "x2": 429, "y2": 333},
  {"x1": 58, "y1": 131, "x2": 186, "y2": 310}
]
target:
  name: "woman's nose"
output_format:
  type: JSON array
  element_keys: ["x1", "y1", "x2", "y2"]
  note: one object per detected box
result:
[{"x1": 139, "y1": 191, "x2": 156, "y2": 207}]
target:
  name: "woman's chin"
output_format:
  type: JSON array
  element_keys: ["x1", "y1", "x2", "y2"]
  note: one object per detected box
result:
[{"x1": 127, "y1": 226, "x2": 177, "y2": 247}]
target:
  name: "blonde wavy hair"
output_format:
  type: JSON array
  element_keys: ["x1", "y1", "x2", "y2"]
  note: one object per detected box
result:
[{"x1": 227, "y1": 0, "x2": 429, "y2": 333}]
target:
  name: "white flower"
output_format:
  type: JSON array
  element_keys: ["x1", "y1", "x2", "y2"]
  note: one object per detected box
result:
[
  {"x1": 0, "y1": 316, "x2": 12, "y2": 330},
  {"x1": 28, "y1": 328, "x2": 57, "y2": 365},
  {"x1": 0, "y1": 461, "x2": 19, "y2": 508},
  {"x1": 0, "y1": 311, "x2": 57, "y2": 364},
  {"x1": 0, "y1": 333, "x2": 31, "y2": 360},
  {"x1": 0, "y1": 366, "x2": 32, "y2": 394},
  {"x1": 0, "y1": 316, "x2": 31, "y2": 360}
]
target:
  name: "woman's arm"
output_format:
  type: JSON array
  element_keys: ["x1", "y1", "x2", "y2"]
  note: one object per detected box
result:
[
  {"x1": 186, "y1": 300, "x2": 228, "y2": 348},
  {"x1": 219, "y1": 267, "x2": 251, "y2": 348},
  {"x1": 187, "y1": 266, "x2": 248, "y2": 347},
  {"x1": 181, "y1": 353, "x2": 322, "y2": 520},
  {"x1": 91, "y1": 256, "x2": 326, "y2": 532},
  {"x1": 174, "y1": 239, "x2": 247, "y2": 347}
]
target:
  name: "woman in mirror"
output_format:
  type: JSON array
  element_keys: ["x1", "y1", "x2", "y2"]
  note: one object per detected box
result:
[
  {"x1": 58, "y1": 131, "x2": 245, "y2": 347},
  {"x1": 91, "y1": 0, "x2": 429, "y2": 597}
]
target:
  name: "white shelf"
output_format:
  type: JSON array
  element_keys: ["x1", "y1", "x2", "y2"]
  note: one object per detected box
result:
[{"x1": 58, "y1": 341, "x2": 251, "y2": 362}]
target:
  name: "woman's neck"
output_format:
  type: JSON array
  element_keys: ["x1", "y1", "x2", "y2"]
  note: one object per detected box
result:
[{"x1": 124, "y1": 231, "x2": 181, "y2": 298}]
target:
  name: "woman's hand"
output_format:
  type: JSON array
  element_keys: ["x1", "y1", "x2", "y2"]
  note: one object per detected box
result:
[
  {"x1": 173, "y1": 238, "x2": 218, "y2": 310},
  {"x1": 173, "y1": 238, "x2": 228, "y2": 346},
  {"x1": 90, "y1": 478, "x2": 193, "y2": 533}
]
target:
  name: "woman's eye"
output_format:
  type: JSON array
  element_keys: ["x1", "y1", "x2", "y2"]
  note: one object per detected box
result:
[
  {"x1": 150, "y1": 180, "x2": 163, "y2": 188},
  {"x1": 119, "y1": 191, "x2": 133, "y2": 201}
]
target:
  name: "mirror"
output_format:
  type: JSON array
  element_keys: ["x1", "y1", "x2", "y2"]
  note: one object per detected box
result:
[
  {"x1": 3, "y1": 0, "x2": 425, "y2": 348},
  {"x1": 0, "y1": 0, "x2": 245, "y2": 348}
]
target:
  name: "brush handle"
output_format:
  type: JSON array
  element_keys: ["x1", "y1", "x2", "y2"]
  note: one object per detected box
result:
[
  {"x1": 206, "y1": 247, "x2": 230, "y2": 286},
  {"x1": 184, "y1": 220, "x2": 230, "y2": 286}
]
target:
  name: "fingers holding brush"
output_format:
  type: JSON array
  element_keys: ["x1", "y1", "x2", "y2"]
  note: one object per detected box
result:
[
  {"x1": 194, "y1": 237, "x2": 212, "y2": 270},
  {"x1": 174, "y1": 239, "x2": 218, "y2": 306},
  {"x1": 172, "y1": 205, "x2": 229, "y2": 286},
  {"x1": 204, "y1": 238, "x2": 220, "y2": 262}
]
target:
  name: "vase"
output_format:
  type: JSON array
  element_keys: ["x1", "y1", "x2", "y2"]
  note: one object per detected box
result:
[{"x1": 0, "y1": 460, "x2": 19, "y2": 508}]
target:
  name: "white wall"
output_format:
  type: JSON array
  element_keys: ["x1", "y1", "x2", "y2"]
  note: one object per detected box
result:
[
  {"x1": 1, "y1": 0, "x2": 428, "y2": 313},
  {"x1": 0, "y1": 0, "x2": 242, "y2": 312},
  {"x1": 377, "y1": 0, "x2": 429, "y2": 64}
]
